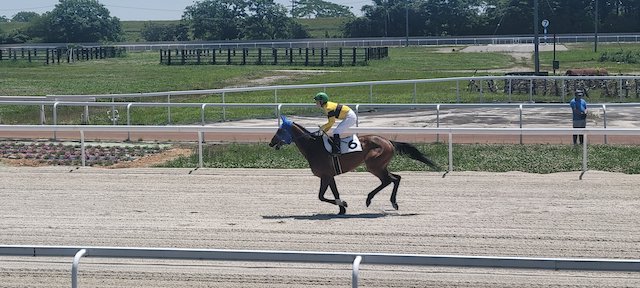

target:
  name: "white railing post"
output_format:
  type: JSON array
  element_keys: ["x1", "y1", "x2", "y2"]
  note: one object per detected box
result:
[
  {"x1": 436, "y1": 104, "x2": 440, "y2": 143},
  {"x1": 80, "y1": 130, "x2": 86, "y2": 167},
  {"x1": 201, "y1": 104, "x2": 207, "y2": 125},
  {"x1": 40, "y1": 104, "x2": 46, "y2": 125},
  {"x1": 519, "y1": 105, "x2": 523, "y2": 144},
  {"x1": 602, "y1": 104, "x2": 607, "y2": 144},
  {"x1": 111, "y1": 97, "x2": 116, "y2": 125},
  {"x1": 71, "y1": 249, "x2": 87, "y2": 288},
  {"x1": 352, "y1": 256, "x2": 362, "y2": 288},
  {"x1": 198, "y1": 132, "x2": 204, "y2": 168},
  {"x1": 167, "y1": 94, "x2": 171, "y2": 125},
  {"x1": 277, "y1": 104, "x2": 282, "y2": 126},
  {"x1": 53, "y1": 102, "x2": 59, "y2": 140},
  {"x1": 222, "y1": 92, "x2": 226, "y2": 121},
  {"x1": 127, "y1": 103, "x2": 133, "y2": 142},
  {"x1": 448, "y1": 132, "x2": 453, "y2": 173}
]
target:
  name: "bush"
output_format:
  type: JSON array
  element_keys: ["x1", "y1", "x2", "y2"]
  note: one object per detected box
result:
[{"x1": 599, "y1": 50, "x2": 640, "y2": 64}]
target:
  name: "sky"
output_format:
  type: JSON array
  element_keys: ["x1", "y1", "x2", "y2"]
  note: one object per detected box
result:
[{"x1": 0, "y1": 0, "x2": 368, "y2": 20}]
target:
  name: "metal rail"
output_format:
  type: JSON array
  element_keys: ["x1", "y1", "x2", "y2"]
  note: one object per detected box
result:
[
  {"x1": 1, "y1": 245, "x2": 638, "y2": 288},
  {"x1": 1, "y1": 125, "x2": 639, "y2": 177}
]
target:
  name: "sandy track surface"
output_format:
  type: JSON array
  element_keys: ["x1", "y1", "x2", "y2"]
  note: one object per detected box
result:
[{"x1": 1, "y1": 167, "x2": 639, "y2": 287}]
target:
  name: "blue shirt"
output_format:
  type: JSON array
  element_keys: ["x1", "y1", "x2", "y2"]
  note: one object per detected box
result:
[{"x1": 570, "y1": 98, "x2": 587, "y2": 120}]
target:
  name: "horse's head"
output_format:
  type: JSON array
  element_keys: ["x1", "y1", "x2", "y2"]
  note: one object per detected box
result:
[{"x1": 269, "y1": 116, "x2": 294, "y2": 150}]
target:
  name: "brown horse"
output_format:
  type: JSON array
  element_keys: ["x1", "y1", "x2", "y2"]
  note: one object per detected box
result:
[{"x1": 269, "y1": 116, "x2": 439, "y2": 215}]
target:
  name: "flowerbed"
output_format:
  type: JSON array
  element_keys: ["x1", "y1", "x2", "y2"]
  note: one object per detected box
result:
[{"x1": 0, "y1": 142, "x2": 167, "y2": 166}]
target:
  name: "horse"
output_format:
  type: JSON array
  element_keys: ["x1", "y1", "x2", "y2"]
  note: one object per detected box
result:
[
  {"x1": 268, "y1": 116, "x2": 440, "y2": 215},
  {"x1": 565, "y1": 68, "x2": 609, "y2": 76}
]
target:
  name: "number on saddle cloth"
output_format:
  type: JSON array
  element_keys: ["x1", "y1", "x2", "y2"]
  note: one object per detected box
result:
[{"x1": 322, "y1": 134, "x2": 362, "y2": 154}]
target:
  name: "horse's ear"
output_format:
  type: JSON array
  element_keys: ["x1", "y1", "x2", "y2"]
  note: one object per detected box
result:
[{"x1": 280, "y1": 115, "x2": 292, "y2": 126}]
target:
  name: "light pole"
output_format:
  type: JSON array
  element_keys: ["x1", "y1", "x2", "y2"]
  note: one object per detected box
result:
[
  {"x1": 594, "y1": 0, "x2": 599, "y2": 52},
  {"x1": 405, "y1": 0, "x2": 409, "y2": 47},
  {"x1": 533, "y1": 0, "x2": 540, "y2": 74}
]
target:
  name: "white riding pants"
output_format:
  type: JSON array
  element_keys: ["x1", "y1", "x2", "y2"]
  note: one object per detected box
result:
[{"x1": 332, "y1": 110, "x2": 357, "y2": 136}]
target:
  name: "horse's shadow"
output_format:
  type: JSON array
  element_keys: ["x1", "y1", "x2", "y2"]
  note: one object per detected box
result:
[{"x1": 263, "y1": 212, "x2": 420, "y2": 221}]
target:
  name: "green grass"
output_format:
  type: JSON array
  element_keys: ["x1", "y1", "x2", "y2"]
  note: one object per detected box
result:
[
  {"x1": 1, "y1": 41, "x2": 640, "y2": 173},
  {"x1": 158, "y1": 143, "x2": 640, "y2": 174},
  {"x1": 2, "y1": 44, "x2": 640, "y2": 125},
  {"x1": 540, "y1": 43, "x2": 640, "y2": 74}
]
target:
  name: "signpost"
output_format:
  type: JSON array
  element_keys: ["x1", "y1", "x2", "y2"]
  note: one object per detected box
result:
[{"x1": 542, "y1": 19, "x2": 549, "y2": 44}]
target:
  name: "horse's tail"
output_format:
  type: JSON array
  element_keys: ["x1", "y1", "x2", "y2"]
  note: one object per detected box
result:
[{"x1": 391, "y1": 141, "x2": 441, "y2": 171}]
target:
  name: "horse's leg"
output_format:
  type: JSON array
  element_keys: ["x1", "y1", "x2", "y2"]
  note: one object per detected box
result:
[
  {"x1": 366, "y1": 170, "x2": 402, "y2": 210},
  {"x1": 365, "y1": 170, "x2": 393, "y2": 208},
  {"x1": 327, "y1": 177, "x2": 347, "y2": 215},
  {"x1": 318, "y1": 176, "x2": 347, "y2": 214},
  {"x1": 388, "y1": 173, "x2": 402, "y2": 210}
]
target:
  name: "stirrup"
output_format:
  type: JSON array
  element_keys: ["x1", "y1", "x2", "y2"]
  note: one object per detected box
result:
[{"x1": 332, "y1": 134, "x2": 341, "y2": 155}]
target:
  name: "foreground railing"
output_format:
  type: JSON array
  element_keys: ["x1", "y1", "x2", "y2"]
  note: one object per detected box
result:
[
  {"x1": 1, "y1": 245, "x2": 639, "y2": 288},
  {"x1": 1, "y1": 125, "x2": 639, "y2": 179}
]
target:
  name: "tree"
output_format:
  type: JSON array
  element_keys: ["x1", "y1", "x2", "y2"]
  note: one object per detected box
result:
[
  {"x1": 243, "y1": 0, "x2": 294, "y2": 39},
  {"x1": 183, "y1": 0, "x2": 309, "y2": 40},
  {"x1": 292, "y1": 0, "x2": 354, "y2": 18},
  {"x1": 0, "y1": 15, "x2": 8, "y2": 23},
  {"x1": 28, "y1": 0, "x2": 122, "y2": 42},
  {"x1": 12, "y1": 11, "x2": 40, "y2": 22},
  {"x1": 182, "y1": 0, "x2": 247, "y2": 40}
]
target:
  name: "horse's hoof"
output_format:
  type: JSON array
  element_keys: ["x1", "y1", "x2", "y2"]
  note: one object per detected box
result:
[
  {"x1": 342, "y1": 201, "x2": 348, "y2": 208},
  {"x1": 392, "y1": 203, "x2": 399, "y2": 210},
  {"x1": 366, "y1": 198, "x2": 372, "y2": 207},
  {"x1": 339, "y1": 206, "x2": 346, "y2": 215}
]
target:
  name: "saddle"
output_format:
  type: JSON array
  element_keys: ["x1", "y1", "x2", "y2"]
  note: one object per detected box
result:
[{"x1": 321, "y1": 134, "x2": 362, "y2": 154}]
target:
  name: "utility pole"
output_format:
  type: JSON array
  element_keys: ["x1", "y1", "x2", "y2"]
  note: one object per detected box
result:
[
  {"x1": 405, "y1": 0, "x2": 409, "y2": 47},
  {"x1": 533, "y1": 0, "x2": 540, "y2": 74},
  {"x1": 594, "y1": 0, "x2": 599, "y2": 52}
]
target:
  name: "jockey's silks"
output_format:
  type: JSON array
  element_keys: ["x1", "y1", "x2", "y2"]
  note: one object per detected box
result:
[{"x1": 320, "y1": 101, "x2": 352, "y2": 132}]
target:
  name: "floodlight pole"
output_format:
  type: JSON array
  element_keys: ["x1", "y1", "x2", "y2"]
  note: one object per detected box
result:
[
  {"x1": 533, "y1": 0, "x2": 540, "y2": 74},
  {"x1": 594, "y1": 0, "x2": 599, "y2": 52},
  {"x1": 405, "y1": 0, "x2": 409, "y2": 47}
]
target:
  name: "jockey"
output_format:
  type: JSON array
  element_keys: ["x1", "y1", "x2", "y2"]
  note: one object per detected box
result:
[{"x1": 313, "y1": 92, "x2": 357, "y2": 155}]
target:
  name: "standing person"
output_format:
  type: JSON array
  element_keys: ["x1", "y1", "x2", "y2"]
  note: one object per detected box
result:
[
  {"x1": 570, "y1": 89, "x2": 588, "y2": 145},
  {"x1": 313, "y1": 92, "x2": 357, "y2": 155}
]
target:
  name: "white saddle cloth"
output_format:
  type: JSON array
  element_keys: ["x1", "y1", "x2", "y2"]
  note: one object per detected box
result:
[{"x1": 322, "y1": 134, "x2": 362, "y2": 154}]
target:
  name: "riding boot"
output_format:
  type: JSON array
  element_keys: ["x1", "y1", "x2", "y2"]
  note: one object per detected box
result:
[{"x1": 332, "y1": 134, "x2": 341, "y2": 155}]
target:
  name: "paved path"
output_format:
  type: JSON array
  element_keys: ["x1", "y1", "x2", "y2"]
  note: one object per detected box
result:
[{"x1": 1, "y1": 167, "x2": 639, "y2": 287}]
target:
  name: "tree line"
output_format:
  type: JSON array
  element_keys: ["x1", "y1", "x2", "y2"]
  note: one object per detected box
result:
[
  {"x1": 345, "y1": 0, "x2": 640, "y2": 37},
  {"x1": 1, "y1": 0, "x2": 639, "y2": 44}
]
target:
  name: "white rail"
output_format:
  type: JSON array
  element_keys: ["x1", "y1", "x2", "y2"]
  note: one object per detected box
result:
[
  {"x1": 1, "y1": 125, "x2": 639, "y2": 178},
  {"x1": 1, "y1": 245, "x2": 639, "y2": 288}
]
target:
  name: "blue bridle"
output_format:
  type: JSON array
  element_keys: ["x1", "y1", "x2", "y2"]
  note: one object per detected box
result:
[{"x1": 277, "y1": 116, "x2": 294, "y2": 144}]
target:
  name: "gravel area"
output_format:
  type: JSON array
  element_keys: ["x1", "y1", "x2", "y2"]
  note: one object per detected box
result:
[{"x1": 1, "y1": 167, "x2": 639, "y2": 287}]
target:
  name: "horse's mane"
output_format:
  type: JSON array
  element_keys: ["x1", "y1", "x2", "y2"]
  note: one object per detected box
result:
[
  {"x1": 293, "y1": 122, "x2": 311, "y2": 134},
  {"x1": 291, "y1": 121, "x2": 322, "y2": 141}
]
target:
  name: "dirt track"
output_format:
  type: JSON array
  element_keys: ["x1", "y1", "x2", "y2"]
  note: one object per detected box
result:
[{"x1": 1, "y1": 167, "x2": 639, "y2": 287}]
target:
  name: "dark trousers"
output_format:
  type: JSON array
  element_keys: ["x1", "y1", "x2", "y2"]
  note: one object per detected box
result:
[{"x1": 572, "y1": 118, "x2": 586, "y2": 144}]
